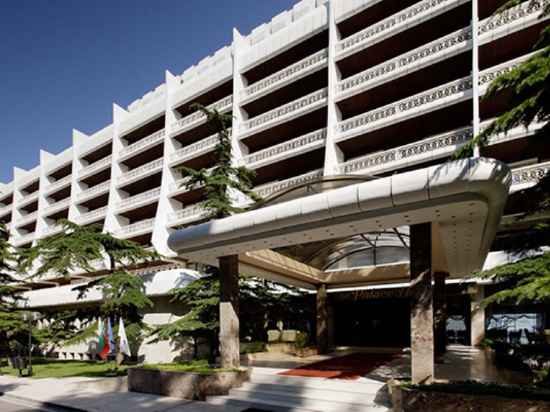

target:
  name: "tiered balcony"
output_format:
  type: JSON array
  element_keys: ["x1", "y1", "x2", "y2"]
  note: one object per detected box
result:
[
  {"x1": 12, "y1": 232, "x2": 35, "y2": 246},
  {"x1": 169, "y1": 133, "x2": 219, "y2": 166},
  {"x1": 336, "y1": 0, "x2": 469, "y2": 61},
  {"x1": 43, "y1": 198, "x2": 70, "y2": 216},
  {"x1": 41, "y1": 224, "x2": 63, "y2": 238},
  {"x1": 478, "y1": 51, "x2": 536, "y2": 94},
  {"x1": 79, "y1": 155, "x2": 112, "y2": 180},
  {"x1": 171, "y1": 95, "x2": 233, "y2": 136},
  {"x1": 168, "y1": 203, "x2": 208, "y2": 226},
  {"x1": 254, "y1": 169, "x2": 324, "y2": 199},
  {"x1": 77, "y1": 181, "x2": 111, "y2": 202},
  {"x1": 118, "y1": 129, "x2": 165, "y2": 161},
  {"x1": 116, "y1": 187, "x2": 161, "y2": 212},
  {"x1": 45, "y1": 175, "x2": 72, "y2": 194},
  {"x1": 337, "y1": 27, "x2": 472, "y2": 101},
  {"x1": 338, "y1": 127, "x2": 473, "y2": 175},
  {"x1": 485, "y1": 119, "x2": 545, "y2": 147},
  {"x1": 240, "y1": 89, "x2": 328, "y2": 139},
  {"x1": 75, "y1": 206, "x2": 108, "y2": 225},
  {"x1": 117, "y1": 158, "x2": 163, "y2": 187},
  {"x1": 511, "y1": 161, "x2": 550, "y2": 192},
  {"x1": 337, "y1": 76, "x2": 473, "y2": 142},
  {"x1": 15, "y1": 211, "x2": 38, "y2": 227},
  {"x1": 115, "y1": 218, "x2": 155, "y2": 238},
  {"x1": 243, "y1": 129, "x2": 327, "y2": 169},
  {"x1": 18, "y1": 192, "x2": 39, "y2": 208},
  {"x1": 241, "y1": 49, "x2": 329, "y2": 104},
  {"x1": 0, "y1": 203, "x2": 12, "y2": 217}
]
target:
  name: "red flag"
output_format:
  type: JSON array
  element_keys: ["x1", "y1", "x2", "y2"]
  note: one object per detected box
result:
[{"x1": 99, "y1": 320, "x2": 110, "y2": 360}]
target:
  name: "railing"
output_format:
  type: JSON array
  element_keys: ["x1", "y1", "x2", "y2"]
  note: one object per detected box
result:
[
  {"x1": 116, "y1": 187, "x2": 161, "y2": 210},
  {"x1": 338, "y1": 77, "x2": 472, "y2": 137},
  {"x1": 478, "y1": 0, "x2": 547, "y2": 38},
  {"x1": 339, "y1": 127, "x2": 473, "y2": 174},
  {"x1": 117, "y1": 158, "x2": 164, "y2": 185},
  {"x1": 43, "y1": 198, "x2": 70, "y2": 215},
  {"x1": 168, "y1": 203, "x2": 207, "y2": 225},
  {"x1": 478, "y1": 52, "x2": 536, "y2": 89},
  {"x1": 79, "y1": 155, "x2": 112, "y2": 178},
  {"x1": 254, "y1": 170, "x2": 324, "y2": 198},
  {"x1": 242, "y1": 49, "x2": 329, "y2": 101},
  {"x1": 0, "y1": 204, "x2": 12, "y2": 216},
  {"x1": 337, "y1": 27, "x2": 472, "y2": 98},
  {"x1": 336, "y1": 0, "x2": 465, "y2": 57},
  {"x1": 13, "y1": 232, "x2": 35, "y2": 245},
  {"x1": 243, "y1": 129, "x2": 327, "y2": 166},
  {"x1": 18, "y1": 192, "x2": 39, "y2": 207},
  {"x1": 115, "y1": 218, "x2": 155, "y2": 237},
  {"x1": 16, "y1": 211, "x2": 38, "y2": 226},
  {"x1": 77, "y1": 181, "x2": 111, "y2": 200},
  {"x1": 75, "y1": 206, "x2": 108, "y2": 224},
  {"x1": 119, "y1": 129, "x2": 165, "y2": 158},
  {"x1": 511, "y1": 161, "x2": 550, "y2": 188},
  {"x1": 41, "y1": 224, "x2": 63, "y2": 238},
  {"x1": 171, "y1": 95, "x2": 233, "y2": 134},
  {"x1": 46, "y1": 174, "x2": 72, "y2": 193},
  {"x1": 170, "y1": 133, "x2": 219, "y2": 164},
  {"x1": 243, "y1": 88, "x2": 328, "y2": 132}
]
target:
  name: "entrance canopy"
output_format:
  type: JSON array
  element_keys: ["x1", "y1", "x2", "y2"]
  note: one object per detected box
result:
[{"x1": 168, "y1": 158, "x2": 510, "y2": 284}]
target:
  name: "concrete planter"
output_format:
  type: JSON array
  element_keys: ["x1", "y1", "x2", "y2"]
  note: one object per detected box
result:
[
  {"x1": 128, "y1": 367, "x2": 250, "y2": 401},
  {"x1": 390, "y1": 382, "x2": 550, "y2": 412}
]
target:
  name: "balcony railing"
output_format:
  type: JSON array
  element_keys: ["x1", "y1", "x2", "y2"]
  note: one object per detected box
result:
[
  {"x1": 116, "y1": 187, "x2": 161, "y2": 211},
  {"x1": 254, "y1": 170, "x2": 324, "y2": 199},
  {"x1": 478, "y1": 0, "x2": 547, "y2": 40},
  {"x1": 41, "y1": 224, "x2": 63, "y2": 238},
  {"x1": 338, "y1": 76, "x2": 473, "y2": 140},
  {"x1": 242, "y1": 88, "x2": 328, "y2": 135},
  {"x1": 478, "y1": 52, "x2": 536, "y2": 91},
  {"x1": 77, "y1": 181, "x2": 111, "y2": 201},
  {"x1": 511, "y1": 161, "x2": 550, "y2": 189},
  {"x1": 339, "y1": 127, "x2": 473, "y2": 175},
  {"x1": 337, "y1": 27, "x2": 472, "y2": 99},
  {"x1": 45, "y1": 174, "x2": 72, "y2": 194},
  {"x1": 119, "y1": 129, "x2": 165, "y2": 159},
  {"x1": 117, "y1": 158, "x2": 164, "y2": 186},
  {"x1": 43, "y1": 198, "x2": 70, "y2": 216},
  {"x1": 18, "y1": 192, "x2": 39, "y2": 207},
  {"x1": 0, "y1": 204, "x2": 12, "y2": 216},
  {"x1": 336, "y1": 0, "x2": 467, "y2": 59},
  {"x1": 168, "y1": 203, "x2": 207, "y2": 225},
  {"x1": 115, "y1": 218, "x2": 155, "y2": 237},
  {"x1": 171, "y1": 95, "x2": 233, "y2": 135},
  {"x1": 243, "y1": 129, "x2": 327, "y2": 167},
  {"x1": 13, "y1": 232, "x2": 35, "y2": 246},
  {"x1": 170, "y1": 133, "x2": 219, "y2": 165},
  {"x1": 16, "y1": 211, "x2": 38, "y2": 227},
  {"x1": 79, "y1": 155, "x2": 112, "y2": 179},
  {"x1": 242, "y1": 49, "x2": 329, "y2": 102},
  {"x1": 75, "y1": 206, "x2": 108, "y2": 224}
]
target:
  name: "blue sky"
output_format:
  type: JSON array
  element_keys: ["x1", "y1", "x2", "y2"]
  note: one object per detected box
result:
[{"x1": 0, "y1": 0, "x2": 296, "y2": 183}]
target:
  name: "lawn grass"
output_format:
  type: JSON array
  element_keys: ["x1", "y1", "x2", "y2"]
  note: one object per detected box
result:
[
  {"x1": 141, "y1": 359, "x2": 240, "y2": 374},
  {"x1": 0, "y1": 358, "x2": 127, "y2": 379}
]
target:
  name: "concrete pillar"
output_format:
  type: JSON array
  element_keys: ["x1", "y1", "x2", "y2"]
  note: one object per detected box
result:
[
  {"x1": 409, "y1": 223, "x2": 434, "y2": 384},
  {"x1": 433, "y1": 272, "x2": 448, "y2": 356},
  {"x1": 219, "y1": 255, "x2": 240, "y2": 368},
  {"x1": 316, "y1": 284, "x2": 329, "y2": 354},
  {"x1": 470, "y1": 284, "x2": 485, "y2": 346}
]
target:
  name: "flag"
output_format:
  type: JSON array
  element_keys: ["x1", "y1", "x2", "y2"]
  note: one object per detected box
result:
[
  {"x1": 97, "y1": 318, "x2": 105, "y2": 358},
  {"x1": 118, "y1": 318, "x2": 131, "y2": 357},
  {"x1": 107, "y1": 318, "x2": 115, "y2": 355},
  {"x1": 99, "y1": 319, "x2": 111, "y2": 360}
]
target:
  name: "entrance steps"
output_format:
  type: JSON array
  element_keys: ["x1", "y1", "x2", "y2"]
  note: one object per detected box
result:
[{"x1": 206, "y1": 368, "x2": 391, "y2": 412}]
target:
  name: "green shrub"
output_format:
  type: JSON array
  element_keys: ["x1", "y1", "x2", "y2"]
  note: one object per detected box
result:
[
  {"x1": 295, "y1": 332, "x2": 308, "y2": 349},
  {"x1": 240, "y1": 341, "x2": 266, "y2": 354}
]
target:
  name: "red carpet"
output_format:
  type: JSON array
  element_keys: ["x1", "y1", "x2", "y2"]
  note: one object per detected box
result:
[{"x1": 278, "y1": 353, "x2": 396, "y2": 380}]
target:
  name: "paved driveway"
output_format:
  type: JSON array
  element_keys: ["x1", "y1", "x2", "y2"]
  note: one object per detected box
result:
[{"x1": 0, "y1": 398, "x2": 46, "y2": 412}]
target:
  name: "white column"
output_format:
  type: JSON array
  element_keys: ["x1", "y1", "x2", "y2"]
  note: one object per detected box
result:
[
  {"x1": 35, "y1": 153, "x2": 53, "y2": 240},
  {"x1": 323, "y1": 0, "x2": 344, "y2": 176},
  {"x1": 68, "y1": 130, "x2": 89, "y2": 223},
  {"x1": 471, "y1": 0, "x2": 481, "y2": 157},
  {"x1": 470, "y1": 284, "x2": 485, "y2": 346}
]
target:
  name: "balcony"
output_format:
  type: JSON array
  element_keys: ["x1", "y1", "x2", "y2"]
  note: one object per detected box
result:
[
  {"x1": 12, "y1": 232, "x2": 35, "y2": 246},
  {"x1": 119, "y1": 129, "x2": 165, "y2": 161},
  {"x1": 117, "y1": 158, "x2": 163, "y2": 187},
  {"x1": 168, "y1": 203, "x2": 208, "y2": 226},
  {"x1": 41, "y1": 224, "x2": 63, "y2": 238},
  {"x1": 336, "y1": 0, "x2": 468, "y2": 61},
  {"x1": 485, "y1": 119, "x2": 545, "y2": 147},
  {"x1": 77, "y1": 181, "x2": 111, "y2": 202},
  {"x1": 115, "y1": 218, "x2": 155, "y2": 238},
  {"x1": 337, "y1": 27, "x2": 472, "y2": 101},
  {"x1": 15, "y1": 211, "x2": 38, "y2": 227},
  {"x1": 254, "y1": 169, "x2": 324, "y2": 199},
  {"x1": 171, "y1": 95, "x2": 233, "y2": 136},
  {"x1": 79, "y1": 155, "x2": 112, "y2": 179},
  {"x1": 338, "y1": 127, "x2": 473, "y2": 175},
  {"x1": 75, "y1": 206, "x2": 108, "y2": 225},
  {"x1": 45, "y1": 174, "x2": 72, "y2": 194},
  {"x1": 337, "y1": 76, "x2": 473, "y2": 142},
  {"x1": 116, "y1": 187, "x2": 161, "y2": 212},
  {"x1": 478, "y1": 51, "x2": 536, "y2": 94},
  {"x1": 241, "y1": 49, "x2": 329, "y2": 104},
  {"x1": 0, "y1": 203, "x2": 11, "y2": 217},
  {"x1": 511, "y1": 161, "x2": 550, "y2": 192},
  {"x1": 18, "y1": 192, "x2": 39, "y2": 208},
  {"x1": 241, "y1": 89, "x2": 328, "y2": 139},
  {"x1": 169, "y1": 133, "x2": 219, "y2": 166},
  {"x1": 243, "y1": 129, "x2": 327, "y2": 169},
  {"x1": 43, "y1": 198, "x2": 70, "y2": 216}
]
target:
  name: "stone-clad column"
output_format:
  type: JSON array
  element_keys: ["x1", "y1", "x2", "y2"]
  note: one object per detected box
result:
[
  {"x1": 433, "y1": 272, "x2": 448, "y2": 356},
  {"x1": 316, "y1": 283, "x2": 329, "y2": 354},
  {"x1": 470, "y1": 284, "x2": 485, "y2": 346},
  {"x1": 410, "y1": 223, "x2": 434, "y2": 384},
  {"x1": 219, "y1": 255, "x2": 240, "y2": 368}
]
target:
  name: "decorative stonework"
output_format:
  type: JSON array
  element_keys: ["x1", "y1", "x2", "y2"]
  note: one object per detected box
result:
[
  {"x1": 118, "y1": 158, "x2": 163, "y2": 185},
  {"x1": 254, "y1": 169, "x2": 324, "y2": 198},
  {"x1": 79, "y1": 155, "x2": 112, "y2": 178},
  {"x1": 478, "y1": 0, "x2": 546, "y2": 36},
  {"x1": 511, "y1": 161, "x2": 550, "y2": 186},
  {"x1": 77, "y1": 181, "x2": 111, "y2": 201},
  {"x1": 172, "y1": 95, "x2": 233, "y2": 133},
  {"x1": 76, "y1": 206, "x2": 108, "y2": 224},
  {"x1": 116, "y1": 188, "x2": 161, "y2": 210},
  {"x1": 168, "y1": 203, "x2": 207, "y2": 225},
  {"x1": 119, "y1": 129, "x2": 165, "y2": 158},
  {"x1": 170, "y1": 134, "x2": 220, "y2": 164},
  {"x1": 116, "y1": 218, "x2": 155, "y2": 237}
]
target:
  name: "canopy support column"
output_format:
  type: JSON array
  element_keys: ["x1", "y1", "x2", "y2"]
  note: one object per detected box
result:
[
  {"x1": 410, "y1": 223, "x2": 434, "y2": 384},
  {"x1": 219, "y1": 255, "x2": 240, "y2": 368},
  {"x1": 316, "y1": 283, "x2": 329, "y2": 355},
  {"x1": 470, "y1": 284, "x2": 486, "y2": 346}
]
